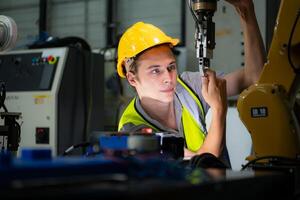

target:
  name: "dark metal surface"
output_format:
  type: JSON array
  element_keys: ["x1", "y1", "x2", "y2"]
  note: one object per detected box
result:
[
  {"x1": 266, "y1": 0, "x2": 280, "y2": 51},
  {"x1": 0, "y1": 161, "x2": 295, "y2": 200},
  {"x1": 39, "y1": 0, "x2": 47, "y2": 35}
]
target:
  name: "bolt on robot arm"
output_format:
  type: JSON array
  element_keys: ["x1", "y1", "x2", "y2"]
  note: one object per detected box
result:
[{"x1": 189, "y1": 0, "x2": 217, "y2": 76}]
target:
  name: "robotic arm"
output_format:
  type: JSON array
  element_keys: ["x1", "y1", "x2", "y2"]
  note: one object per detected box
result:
[
  {"x1": 189, "y1": 0, "x2": 217, "y2": 76},
  {"x1": 237, "y1": 0, "x2": 300, "y2": 161},
  {"x1": 189, "y1": 0, "x2": 300, "y2": 164}
]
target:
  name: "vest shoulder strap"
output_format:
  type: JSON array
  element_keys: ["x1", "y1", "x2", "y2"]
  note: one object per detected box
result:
[{"x1": 177, "y1": 76, "x2": 205, "y2": 117}]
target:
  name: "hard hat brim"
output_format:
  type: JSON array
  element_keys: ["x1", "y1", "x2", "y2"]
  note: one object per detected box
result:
[{"x1": 117, "y1": 38, "x2": 179, "y2": 78}]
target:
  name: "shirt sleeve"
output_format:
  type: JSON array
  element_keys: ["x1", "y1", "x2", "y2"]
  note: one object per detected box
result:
[{"x1": 179, "y1": 71, "x2": 224, "y2": 115}]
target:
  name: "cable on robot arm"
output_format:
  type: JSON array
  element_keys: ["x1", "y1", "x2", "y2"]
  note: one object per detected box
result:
[
  {"x1": 288, "y1": 9, "x2": 300, "y2": 74},
  {"x1": 188, "y1": 0, "x2": 201, "y2": 31},
  {"x1": 0, "y1": 81, "x2": 8, "y2": 112}
]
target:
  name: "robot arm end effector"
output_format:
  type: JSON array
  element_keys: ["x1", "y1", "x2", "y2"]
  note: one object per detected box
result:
[{"x1": 189, "y1": 0, "x2": 217, "y2": 76}]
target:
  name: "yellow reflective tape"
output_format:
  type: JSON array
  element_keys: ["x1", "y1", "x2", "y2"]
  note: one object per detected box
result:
[{"x1": 182, "y1": 105, "x2": 205, "y2": 152}]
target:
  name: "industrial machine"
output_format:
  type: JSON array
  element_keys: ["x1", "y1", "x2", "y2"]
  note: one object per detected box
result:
[
  {"x1": 0, "y1": 15, "x2": 17, "y2": 52},
  {"x1": 189, "y1": 0, "x2": 300, "y2": 164},
  {"x1": 237, "y1": 0, "x2": 300, "y2": 161},
  {"x1": 0, "y1": 83, "x2": 21, "y2": 152},
  {"x1": 0, "y1": 15, "x2": 21, "y2": 153},
  {"x1": 189, "y1": 0, "x2": 217, "y2": 76},
  {"x1": 0, "y1": 47, "x2": 105, "y2": 156}
]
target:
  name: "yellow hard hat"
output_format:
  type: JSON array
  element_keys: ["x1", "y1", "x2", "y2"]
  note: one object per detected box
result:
[{"x1": 117, "y1": 21, "x2": 179, "y2": 78}]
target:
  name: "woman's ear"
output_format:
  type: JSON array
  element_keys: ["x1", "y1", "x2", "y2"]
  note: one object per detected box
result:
[{"x1": 126, "y1": 71, "x2": 137, "y2": 87}]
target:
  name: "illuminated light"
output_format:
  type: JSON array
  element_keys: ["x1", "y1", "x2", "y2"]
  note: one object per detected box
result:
[
  {"x1": 141, "y1": 127, "x2": 153, "y2": 134},
  {"x1": 32, "y1": 57, "x2": 37, "y2": 64},
  {"x1": 48, "y1": 55, "x2": 57, "y2": 64},
  {"x1": 42, "y1": 57, "x2": 47, "y2": 63}
]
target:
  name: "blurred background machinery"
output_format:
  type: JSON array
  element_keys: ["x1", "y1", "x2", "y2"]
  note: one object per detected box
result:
[{"x1": 0, "y1": 47, "x2": 104, "y2": 155}]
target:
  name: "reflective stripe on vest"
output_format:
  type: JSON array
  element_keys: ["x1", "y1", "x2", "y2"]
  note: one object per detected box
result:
[
  {"x1": 118, "y1": 97, "x2": 161, "y2": 132},
  {"x1": 176, "y1": 76, "x2": 206, "y2": 152},
  {"x1": 118, "y1": 76, "x2": 206, "y2": 152}
]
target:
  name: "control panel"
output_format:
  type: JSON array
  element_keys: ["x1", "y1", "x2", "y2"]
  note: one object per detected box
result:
[{"x1": 0, "y1": 47, "x2": 104, "y2": 156}]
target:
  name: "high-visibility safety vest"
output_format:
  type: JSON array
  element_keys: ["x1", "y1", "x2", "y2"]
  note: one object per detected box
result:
[{"x1": 118, "y1": 76, "x2": 206, "y2": 152}]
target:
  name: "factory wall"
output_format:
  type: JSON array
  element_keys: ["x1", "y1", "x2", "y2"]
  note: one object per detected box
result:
[{"x1": 0, "y1": 0, "x2": 265, "y2": 73}]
